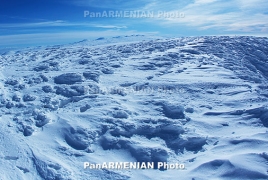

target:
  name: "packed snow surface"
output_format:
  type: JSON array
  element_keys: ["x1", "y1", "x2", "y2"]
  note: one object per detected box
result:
[{"x1": 0, "y1": 35, "x2": 268, "y2": 180}]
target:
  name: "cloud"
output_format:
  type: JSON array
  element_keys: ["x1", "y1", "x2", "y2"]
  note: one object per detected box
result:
[
  {"x1": 194, "y1": 0, "x2": 217, "y2": 5},
  {"x1": 235, "y1": 0, "x2": 268, "y2": 11},
  {"x1": 62, "y1": 0, "x2": 268, "y2": 34},
  {"x1": 91, "y1": 24, "x2": 127, "y2": 29},
  {"x1": 0, "y1": 20, "x2": 68, "y2": 28},
  {"x1": 136, "y1": 0, "x2": 268, "y2": 33},
  {"x1": 0, "y1": 21, "x2": 128, "y2": 30}
]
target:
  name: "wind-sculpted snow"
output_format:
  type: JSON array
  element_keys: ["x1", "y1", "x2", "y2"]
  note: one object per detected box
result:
[
  {"x1": 54, "y1": 73, "x2": 83, "y2": 85},
  {"x1": 0, "y1": 36, "x2": 268, "y2": 179}
]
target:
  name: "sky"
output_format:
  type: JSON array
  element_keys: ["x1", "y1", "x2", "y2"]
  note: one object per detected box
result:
[{"x1": 0, "y1": 0, "x2": 268, "y2": 49}]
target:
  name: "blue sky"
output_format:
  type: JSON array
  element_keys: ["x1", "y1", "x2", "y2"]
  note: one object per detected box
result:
[{"x1": 1, "y1": 0, "x2": 268, "y2": 49}]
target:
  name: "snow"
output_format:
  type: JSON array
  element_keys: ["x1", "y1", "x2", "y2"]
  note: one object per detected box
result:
[{"x1": 0, "y1": 35, "x2": 268, "y2": 179}]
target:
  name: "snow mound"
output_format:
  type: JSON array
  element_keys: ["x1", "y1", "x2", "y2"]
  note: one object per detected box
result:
[{"x1": 54, "y1": 73, "x2": 83, "y2": 85}]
